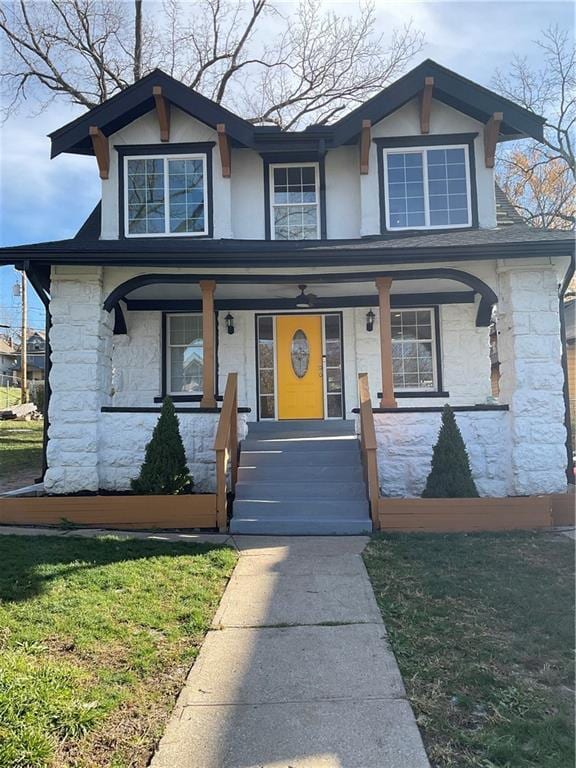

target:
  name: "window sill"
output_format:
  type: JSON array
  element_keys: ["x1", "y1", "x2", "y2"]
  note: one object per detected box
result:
[
  {"x1": 154, "y1": 395, "x2": 223, "y2": 403},
  {"x1": 378, "y1": 391, "x2": 450, "y2": 399}
]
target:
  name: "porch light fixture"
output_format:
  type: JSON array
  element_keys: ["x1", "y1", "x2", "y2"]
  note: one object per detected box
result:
[
  {"x1": 366, "y1": 309, "x2": 375, "y2": 332},
  {"x1": 225, "y1": 312, "x2": 235, "y2": 335},
  {"x1": 295, "y1": 284, "x2": 317, "y2": 308}
]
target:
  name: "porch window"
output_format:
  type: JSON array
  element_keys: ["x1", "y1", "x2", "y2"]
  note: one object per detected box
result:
[
  {"x1": 391, "y1": 309, "x2": 437, "y2": 391},
  {"x1": 383, "y1": 146, "x2": 471, "y2": 230},
  {"x1": 125, "y1": 155, "x2": 208, "y2": 236},
  {"x1": 166, "y1": 314, "x2": 203, "y2": 394},
  {"x1": 270, "y1": 164, "x2": 320, "y2": 240}
]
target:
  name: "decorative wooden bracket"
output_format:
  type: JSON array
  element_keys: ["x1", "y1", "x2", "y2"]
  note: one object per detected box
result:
[
  {"x1": 360, "y1": 120, "x2": 371, "y2": 175},
  {"x1": 153, "y1": 86, "x2": 170, "y2": 142},
  {"x1": 217, "y1": 124, "x2": 231, "y2": 177},
  {"x1": 420, "y1": 77, "x2": 434, "y2": 134},
  {"x1": 484, "y1": 111, "x2": 503, "y2": 168},
  {"x1": 89, "y1": 126, "x2": 109, "y2": 180}
]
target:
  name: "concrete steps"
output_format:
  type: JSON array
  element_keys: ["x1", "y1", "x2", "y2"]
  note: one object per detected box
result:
[{"x1": 230, "y1": 420, "x2": 371, "y2": 536}]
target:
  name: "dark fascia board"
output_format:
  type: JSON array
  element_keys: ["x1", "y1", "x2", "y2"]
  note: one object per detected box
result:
[
  {"x1": 331, "y1": 59, "x2": 546, "y2": 145},
  {"x1": 49, "y1": 69, "x2": 256, "y2": 158},
  {"x1": 2, "y1": 238, "x2": 574, "y2": 269}
]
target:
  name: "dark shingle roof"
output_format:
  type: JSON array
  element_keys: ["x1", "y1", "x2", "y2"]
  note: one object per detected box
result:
[{"x1": 495, "y1": 185, "x2": 526, "y2": 227}]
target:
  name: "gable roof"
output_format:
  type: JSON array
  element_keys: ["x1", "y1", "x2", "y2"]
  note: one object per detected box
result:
[
  {"x1": 49, "y1": 59, "x2": 546, "y2": 159},
  {"x1": 327, "y1": 60, "x2": 545, "y2": 145},
  {"x1": 49, "y1": 69, "x2": 256, "y2": 158}
]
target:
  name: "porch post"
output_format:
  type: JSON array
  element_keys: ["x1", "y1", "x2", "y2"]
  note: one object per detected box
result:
[
  {"x1": 200, "y1": 280, "x2": 217, "y2": 408},
  {"x1": 375, "y1": 277, "x2": 397, "y2": 409}
]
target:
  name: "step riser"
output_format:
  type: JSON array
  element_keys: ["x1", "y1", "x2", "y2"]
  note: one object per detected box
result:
[
  {"x1": 233, "y1": 500, "x2": 370, "y2": 518},
  {"x1": 247, "y1": 419, "x2": 356, "y2": 436},
  {"x1": 241, "y1": 441, "x2": 360, "y2": 453},
  {"x1": 235, "y1": 482, "x2": 367, "y2": 501},
  {"x1": 230, "y1": 519, "x2": 373, "y2": 535},
  {"x1": 239, "y1": 451, "x2": 362, "y2": 468},
  {"x1": 237, "y1": 466, "x2": 364, "y2": 482}
]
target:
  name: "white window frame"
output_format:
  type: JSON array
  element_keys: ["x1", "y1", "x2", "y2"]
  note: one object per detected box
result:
[
  {"x1": 382, "y1": 144, "x2": 472, "y2": 231},
  {"x1": 165, "y1": 313, "x2": 204, "y2": 396},
  {"x1": 391, "y1": 308, "x2": 439, "y2": 393},
  {"x1": 124, "y1": 154, "x2": 209, "y2": 238},
  {"x1": 269, "y1": 162, "x2": 321, "y2": 240}
]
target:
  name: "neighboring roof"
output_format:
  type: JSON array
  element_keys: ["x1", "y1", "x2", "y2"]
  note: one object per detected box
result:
[
  {"x1": 50, "y1": 59, "x2": 546, "y2": 158},
  {"x1": 0, "y1": 339, "x2": 16, "y2": 356},
  {"x1": 495, "y1": 185, "x2": 525, "y2": 227}
]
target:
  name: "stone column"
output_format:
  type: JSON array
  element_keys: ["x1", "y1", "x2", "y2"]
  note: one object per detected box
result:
[
  {"x1": 44, "y1": 267, "x2": 113, "y2": 494},
  {"x1": 375, "y1": 278, "x2": 397, "y2": 408},
  {"x1": 497, "y1": 267, "x2": 567, "y2": 495},
  {"x1": 200, "y1": 280, "x2": 217, "y2": 408}
]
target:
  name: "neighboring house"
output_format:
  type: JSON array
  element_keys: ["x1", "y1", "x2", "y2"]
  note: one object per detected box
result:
[
  {"x1": 0, "y1": 59, "x2": 573, "y2": 515},
  {"x1": 11, "y1": 331, "x2": 47, "y2": 383},
  {"x1": 0, "y1": 337, "x2": 17, "y2": 379}
]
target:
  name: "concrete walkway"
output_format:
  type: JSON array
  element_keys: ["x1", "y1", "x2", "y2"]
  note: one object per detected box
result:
[{"x1": 151, "y1": 536, "x2": 430, "y2": 768}]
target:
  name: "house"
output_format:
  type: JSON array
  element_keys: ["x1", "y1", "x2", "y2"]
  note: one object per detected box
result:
[
  {"x1": 0, "y1": 59, "x2": 573, "y2": 532},
  {"x1": 0, "y1": 337, "x2": 17, "y2": 379},
  {"x1": 10, "y1": 330, "x2": 47, "y2": 383}
]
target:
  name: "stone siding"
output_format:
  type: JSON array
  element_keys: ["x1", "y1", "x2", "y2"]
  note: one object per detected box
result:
[{"x1": 373, "y1": 410, "x2": 511, "y2": 498}]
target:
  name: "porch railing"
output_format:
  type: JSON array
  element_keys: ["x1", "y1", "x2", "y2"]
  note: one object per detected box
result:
[
  {"x1": 357, "y1": 373, "x2": 380, "y2": 530},
  {"x1": 214, "y1": 372, "x2": 239, "y2": 532}
]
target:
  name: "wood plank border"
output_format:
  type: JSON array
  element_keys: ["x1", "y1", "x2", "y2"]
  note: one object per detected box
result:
[
  {"x1": 550, "y1": 491, "x2": 575, "y2": 527},
  {"x1": 378, "y1": 496, "x2": 552, "y2": 532},
  {"x1": 0, "y1": 494, "x2": 218, "y2": 529}
]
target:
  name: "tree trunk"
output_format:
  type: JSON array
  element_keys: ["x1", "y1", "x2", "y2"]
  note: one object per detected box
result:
[{"x1": 133, "y1": 0, "x2": 142, "y2": 82}]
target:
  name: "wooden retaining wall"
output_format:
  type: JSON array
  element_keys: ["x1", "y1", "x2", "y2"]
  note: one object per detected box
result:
[
  {"x1": 0, "y1": 494, "x2": 218, "y2": 530},
  {"x1": 378, "y1": 495, "x2": 554, "y2": 533}
]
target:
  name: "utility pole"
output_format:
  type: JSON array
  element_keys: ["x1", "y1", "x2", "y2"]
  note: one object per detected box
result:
[{"x1": 21, "y1": 272, "x2": 27, "y2": 404}]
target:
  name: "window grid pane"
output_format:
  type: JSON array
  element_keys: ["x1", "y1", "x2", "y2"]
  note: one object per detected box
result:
[
  {"x1": 126, "y1": 156, "x2": 206, "y2": 236},
  {"x1": 391, "y1": 310, "x2": 436, "y2": 390},
  {"x1": 168, "y1": 315, "x2": 203, "y2": 394},
  {"x1": 272, "y1": 166, "x2": 319, "y2": 240},
  {"x1": 386, "y1": 147, "x2": 470, "y2": 230},
  {"x1": 258, "y1": 316, "x2": 276, "y2": 419}
]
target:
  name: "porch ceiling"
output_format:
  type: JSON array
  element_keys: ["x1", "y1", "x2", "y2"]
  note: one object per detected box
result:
[{"x1": 125, "y1": 278, "x2": 469, "y2": 302}]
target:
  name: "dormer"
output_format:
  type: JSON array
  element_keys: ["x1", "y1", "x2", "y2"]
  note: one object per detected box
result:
[{"x1": 47, "y1": 60, "x2": 547, "y2": 242}]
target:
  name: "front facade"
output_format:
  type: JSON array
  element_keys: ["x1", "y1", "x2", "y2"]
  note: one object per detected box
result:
[{"x1": 1, "y1": 60, "x2": 573, "y2": 500}]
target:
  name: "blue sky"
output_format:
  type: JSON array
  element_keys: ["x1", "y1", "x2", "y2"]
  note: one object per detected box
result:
[{"x1": 0, "y1": 0, "x2": 573, "y2": 331}]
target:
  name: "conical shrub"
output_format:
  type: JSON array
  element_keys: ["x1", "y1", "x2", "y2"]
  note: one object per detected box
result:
[
  {"x1": 422, "y1": 404, "x2": 479, "y2": 498},
  {"x1": 131, "y1": 397, "x2": 193, "y2": 495}
]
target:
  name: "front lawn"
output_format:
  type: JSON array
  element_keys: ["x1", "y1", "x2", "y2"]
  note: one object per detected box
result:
[
  {"x1": 0, "y1": 419, "x2": 44, "y2": 491},
  {"x1": 0, "y1": 535, "x2": 238, "y2": 767},
  {"x1": 363, "y1": 532, "x2": 574, "y2": 768}
]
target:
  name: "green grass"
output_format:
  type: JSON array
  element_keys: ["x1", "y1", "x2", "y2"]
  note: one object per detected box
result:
[
  {"x1": 0, "y1": 386, "x2": 21, "y2": 409},
  {"x1": 363, "y1": 532, "x2": 575, "y2": 768},
  {"x1": 0, "y1": 535, "x2": 238, "y2": 767},
  {"x1": 0, "y1": 419, "x2": 44, "y2": 484}
]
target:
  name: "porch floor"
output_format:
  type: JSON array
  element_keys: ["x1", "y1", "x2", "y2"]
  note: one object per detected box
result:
[{"x1": 231, "y1": 420, "x2": 372, "y2": 535}]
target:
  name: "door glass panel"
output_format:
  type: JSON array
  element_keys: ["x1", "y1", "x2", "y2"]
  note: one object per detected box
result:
[
  {"x1": 323, "y1": 314, "x2": 343, "y2": 418},
  {"x1": 257, "y1": 316, "x2": 276, "y2": 419},
  {"x1": 291, "y1": 330, "x2": 310, "y2": 378}
]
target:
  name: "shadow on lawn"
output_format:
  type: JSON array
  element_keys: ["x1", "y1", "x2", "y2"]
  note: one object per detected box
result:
[{"x1": 0, "y1": 534, "x2": 225, "y2": 603}]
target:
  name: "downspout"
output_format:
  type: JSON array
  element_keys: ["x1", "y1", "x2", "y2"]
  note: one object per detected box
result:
[
  {"x1": 559, "y1": 255, "x2": 575, "y2": 485},
  {"x1": 21, "y1": 262, "x2": 51, "y2": 483}
]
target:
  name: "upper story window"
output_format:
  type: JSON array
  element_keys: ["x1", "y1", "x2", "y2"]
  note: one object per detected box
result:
[
  {"x1": 125, "y1": 155, "x2": 208, "y2": 237},
  {"x1": 383, "y1": 146, "x2": 471, "y2": 230},
  {"x1": 270, "y1": 164, "x2": 320, "y2": 240}
]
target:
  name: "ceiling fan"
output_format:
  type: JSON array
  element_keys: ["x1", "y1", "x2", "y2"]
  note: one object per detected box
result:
[{"x1": 295, "y1": 284, "x2": 318, "y2": 308}]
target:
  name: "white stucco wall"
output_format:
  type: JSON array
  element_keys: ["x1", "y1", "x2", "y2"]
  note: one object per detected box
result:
[
  {"x1": 99, "y1": 411, "x2": 248, "y2": 492},
  {"x1": 372, "y1": 410, "x2": 511, "y2": 497}
]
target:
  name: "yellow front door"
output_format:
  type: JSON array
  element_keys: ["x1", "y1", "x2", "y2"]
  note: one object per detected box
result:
[{"x1": 276, "y1": 315, "x2": 324, "y2": 420}]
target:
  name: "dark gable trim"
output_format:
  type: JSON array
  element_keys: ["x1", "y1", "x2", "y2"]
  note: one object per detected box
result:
[
  {"x1": 103, "y1": 267, "x2": 497, "y2": 327},
  {"x1": 126, "y1": 291, "x2": 475, "y2": 313},
  {"x1": 352, "y1": 404, "x2": 510, "y2": 414},
  {"x1": 376, "y1": 133, "x2": 479, "y2": 234},
  {"x1": 262, "y1": 154, "x2": 327, "y2": 240},
  {"x1": 116, "y1": 142, "x2": 215, "y2": 240}
]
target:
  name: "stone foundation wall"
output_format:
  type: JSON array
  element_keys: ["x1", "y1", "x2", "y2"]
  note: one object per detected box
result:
[
  {"x1": 98, "y1": 411, "x2": 249, "y2": 493},
  {"x1": 372, "y1": 410, "x2": 511, "y2": 498}
]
